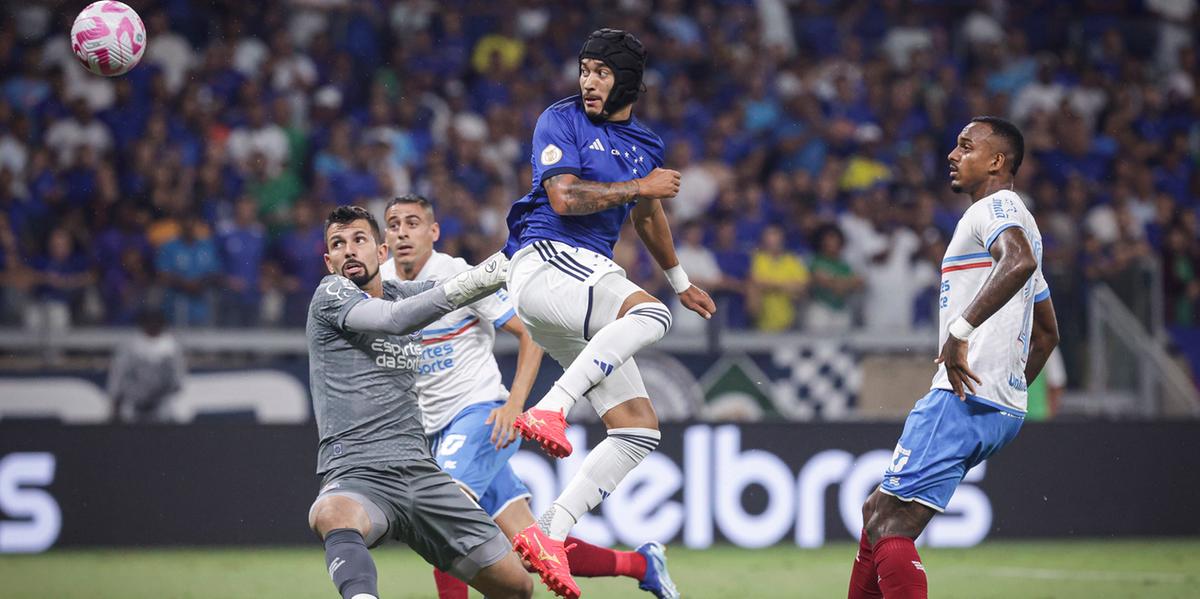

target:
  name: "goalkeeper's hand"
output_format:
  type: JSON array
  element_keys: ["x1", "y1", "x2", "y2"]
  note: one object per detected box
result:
[{"x1": 441, "y1": 252, "x2": 509, "y2": 307}]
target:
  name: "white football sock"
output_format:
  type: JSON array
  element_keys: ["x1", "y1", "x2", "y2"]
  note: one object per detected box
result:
[
  {"x1": 538, "y1": 428, "x2": 661, "y2": 540},
  {"x1": 534, "y1": 302, "x2": 672, "y2": 415}
]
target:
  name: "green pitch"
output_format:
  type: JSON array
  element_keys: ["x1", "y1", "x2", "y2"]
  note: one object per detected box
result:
[{"x1": 2, "y1": 539, "x2": 1197, "y2": 598}]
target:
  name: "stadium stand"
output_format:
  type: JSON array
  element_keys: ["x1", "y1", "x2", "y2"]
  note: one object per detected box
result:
[{"x1": 0, "y1": 0, "x2": 1197, "y2": 401}]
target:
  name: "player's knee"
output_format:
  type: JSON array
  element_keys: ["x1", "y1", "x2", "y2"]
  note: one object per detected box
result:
[
  {"x1": 861, "y1": 490, "x2": 880, "y2": 524},
  {"x1": 602, "y1": 397, "x2": 659, "y2": 431},
  {"x1": 476, "y1": 561, "x2": 533, "y2": 599},
  {"x1": 509, "y1": 574, "x2": 534, "y2": 598},
  {"x1": 864, "y1": 507, "x2": 919, "y2": 543},
  {"x1": 625, "y1": 300, "x2": 672, "y2": 340},
  {"x1": 309, "y1": 495, "x2": 369, "y2": 538}
]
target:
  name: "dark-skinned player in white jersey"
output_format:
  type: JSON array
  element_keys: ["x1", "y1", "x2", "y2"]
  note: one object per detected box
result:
[{"x1": 847, "y1": 117, "x2": 1059, "y2": 599}]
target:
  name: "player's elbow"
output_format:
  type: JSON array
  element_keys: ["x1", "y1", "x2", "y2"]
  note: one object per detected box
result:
[
  {"x1": 1044, "y1": 326, "x2": 1061, "y2": 349},
  {"x1": 1035, "y1": 319, "x2": 1060, "y2": 350},
  {"x1": 1013, "y1": 255, "x2": 1037, "y2": 280},
  {"x1": 544, "y1": 177, "x2": 574, "y2": 215},
  {"x1": 547, "y1": 193, "x2": 571, "y2": 215}
]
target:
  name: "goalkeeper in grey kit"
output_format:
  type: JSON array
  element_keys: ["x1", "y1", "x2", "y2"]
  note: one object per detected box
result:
[{"x1": 305, "y1": 206, "x2": 532, "y2": 599}]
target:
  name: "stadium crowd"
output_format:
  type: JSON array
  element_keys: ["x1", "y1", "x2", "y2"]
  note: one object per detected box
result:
[{"x1": 0, "y1": 1, "x2": 1197, "y2": 373}]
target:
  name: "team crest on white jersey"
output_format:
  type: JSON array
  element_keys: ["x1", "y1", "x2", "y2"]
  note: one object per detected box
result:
[{"x1": 541, "y1": 144, "x2": 563, "y2": 165}]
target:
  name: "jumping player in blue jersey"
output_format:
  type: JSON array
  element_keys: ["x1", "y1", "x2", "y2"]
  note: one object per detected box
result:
[{"x1": 504, "y1": 29, "x2": 714, "y2": 599}]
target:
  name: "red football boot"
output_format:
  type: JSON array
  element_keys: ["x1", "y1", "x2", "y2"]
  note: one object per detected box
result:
[
  {"x1": 512, "y1": 524, "x2": 580, "y2": 599},
  {"x1": 513, "y1": 408, "x2": 573, "y2": 458}
]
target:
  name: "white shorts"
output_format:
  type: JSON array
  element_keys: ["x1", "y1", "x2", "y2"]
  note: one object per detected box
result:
[{"x1": 508, "y1": 240, "x2": 649, "y2": 416}]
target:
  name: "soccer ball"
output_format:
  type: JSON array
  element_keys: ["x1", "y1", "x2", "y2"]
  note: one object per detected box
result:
[{"x1": 70, "y1": 1, "x2": 146, "y2": 77}]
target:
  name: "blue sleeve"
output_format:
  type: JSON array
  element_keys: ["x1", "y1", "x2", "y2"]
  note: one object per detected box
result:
[
  {"x1": 492, "y1": 307, "x2": 516, "y2": 329},
  {"x1": 532, "y1": 109, "x2": 581, "y2": 185},
  {"x1": 649, "y1": 138, "x2": 666, "y2": 170}
]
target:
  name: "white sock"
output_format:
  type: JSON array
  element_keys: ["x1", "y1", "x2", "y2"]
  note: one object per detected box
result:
[
  {"x1": 534, "y1": 302, "x2": 672, "y2": 415},
  {"x1": 538, "y1": 428, "x2": 661, "y2": 540}
]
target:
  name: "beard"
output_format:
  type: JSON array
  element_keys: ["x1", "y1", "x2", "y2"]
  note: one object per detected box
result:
[
  {"x1": 342, "y1": 261, "x2": 377, "y2": 287},
  {"x1": 949, "y1": 180, "x2": 964, "y2": 193}
]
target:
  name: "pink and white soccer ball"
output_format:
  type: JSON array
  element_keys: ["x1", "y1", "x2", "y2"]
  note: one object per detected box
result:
[{"x1": 70, "y1": 1, "x2": 147, "y2": 77}]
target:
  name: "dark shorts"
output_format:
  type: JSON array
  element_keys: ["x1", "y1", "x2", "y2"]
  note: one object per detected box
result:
[{"x1": 316, "y1": 458, "x2": 507, "y2": 574}]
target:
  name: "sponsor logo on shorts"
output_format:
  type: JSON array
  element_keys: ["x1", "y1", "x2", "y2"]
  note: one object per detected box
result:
[
  {"x1": 438, "y1": 434, "x2": 467, "y2": 456},
  {"x1": 332, "y1": 443, "x2": 344, "y2": 456},
  {"x1": 888, "y1": 444, "x2": 911, "y2": 473}
]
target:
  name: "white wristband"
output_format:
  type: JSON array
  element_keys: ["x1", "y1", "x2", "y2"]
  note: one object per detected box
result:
[
  {"x1": 948, "y1": 316, "x2": 976, "y2": 341},
  {"x1": 664, "y1": 265, "x2": 691, "y2": 294}
]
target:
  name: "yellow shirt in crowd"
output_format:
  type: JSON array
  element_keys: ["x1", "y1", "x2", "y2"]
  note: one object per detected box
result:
[{"x1": 751, "y1": 251, "x2": 809, "y2": 332}]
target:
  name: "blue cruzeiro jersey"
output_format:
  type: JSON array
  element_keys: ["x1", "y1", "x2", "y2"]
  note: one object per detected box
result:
[{"x1": 504, "y1": 95, "x2": 666, "y2": 259}]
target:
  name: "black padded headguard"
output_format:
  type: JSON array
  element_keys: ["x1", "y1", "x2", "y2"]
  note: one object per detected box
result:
[{"x1": 579, "y1": 28, "x2": 646, "y2": 119}]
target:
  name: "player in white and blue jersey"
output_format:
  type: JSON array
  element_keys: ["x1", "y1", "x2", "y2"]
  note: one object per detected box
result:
[
  {"x1": 382, "y1": 195, "x2": 678, "y2": 599},
  {"x1": 503, "y1": 29, "x2": 712, "y2": 599},
  {"x1": 847, "y1": 117, "x2": 1060, "y2": 599}
]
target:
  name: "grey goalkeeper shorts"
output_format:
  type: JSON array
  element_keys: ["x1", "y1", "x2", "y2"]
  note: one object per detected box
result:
[{"x1": 313, "y1": 458, "x2": 509, "y2": 580}]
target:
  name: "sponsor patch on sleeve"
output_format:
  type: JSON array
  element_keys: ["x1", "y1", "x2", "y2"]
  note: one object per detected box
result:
[{"x1": 540, "y1": 143, "x2": 563, "y2": 166}]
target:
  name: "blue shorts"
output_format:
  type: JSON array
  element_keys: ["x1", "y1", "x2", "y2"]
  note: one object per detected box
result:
[
  {"x1": 879, "y1": 389, "x2": 1024, "y2": 512},
  {"x1": 430, "y1": 400, "x2": 531, "y2": 518}
]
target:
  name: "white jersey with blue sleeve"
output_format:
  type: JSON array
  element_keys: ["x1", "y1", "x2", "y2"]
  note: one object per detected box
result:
[
  {"x1": 381, "y1": 252, "x2": 516, "y2": 435},
  {"x1": 932, "y1": 189, "x2": 1049, "y2": 413}
]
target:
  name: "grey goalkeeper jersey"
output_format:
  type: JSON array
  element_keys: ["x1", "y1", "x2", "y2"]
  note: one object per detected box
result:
[{"x1": 307, "y1": 274, "x2": 437, "y2": 474}]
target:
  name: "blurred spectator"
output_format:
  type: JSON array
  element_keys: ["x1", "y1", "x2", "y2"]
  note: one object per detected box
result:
[
  {"x1": 0, "y1": 212, "x2": 27, "y2": 323},
  {"x1": 246, "y1": 149, "x2": 303, "y2": 227},
  {"x1": 471, "y1": 19, "x2": 524, "y2": 74},
  {"x1": 750, "y1": 224, "x2": 808, "y2": 332},
  {"x1": 218, "y1": 197, "x2": 266, "y2": 326},
  {"x1": 94, "y1": 203, "x2": 151, "y2": 322},
  {"x1": 0, "y1": 0, "x2": 1189, "y2": 371},
  {"x1": 107, "y1": 307, "x2": 186, "y2": 423},
  {"x1": 1162, "y1": 224, "x2": 1200, "y2": 327},
  {"x1": 671, "y1": 143, "x2": 726, "y2": 223},
  {"x1": 805, "y1": 224, "x2": 862, "y2": 334},
  {"x1": 25, "y1": 227, "x2": 93, "y2": 332},
  {"x1": 44, "y1": 99, "x2": 111, "y2": 167},
  {"x1": 861, "y1": 223, "x2": 938, "y2": 333},
  {"x1": 228, "y1": 103, "x2": 288, "y2": 178},
  {"x1": 275, "y1": 201, "x2": 327, "y2": 326},
  {"x1": 711, "y1": 220, "x2": 751, "y2": 329},
  {"x1": 669, "y1": 221, "x2": 723, "y2": 335},
  {"x1": 156, "y1": 213, "x2": 221, "y2": 326},
  {"x1": 144, "y1": 10, "x2": 195, "y2": 95}
]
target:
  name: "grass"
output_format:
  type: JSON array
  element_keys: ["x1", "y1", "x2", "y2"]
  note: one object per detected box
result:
[{"x1": 2, "y1": 539, "x2": 1198, "y2": 598}]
